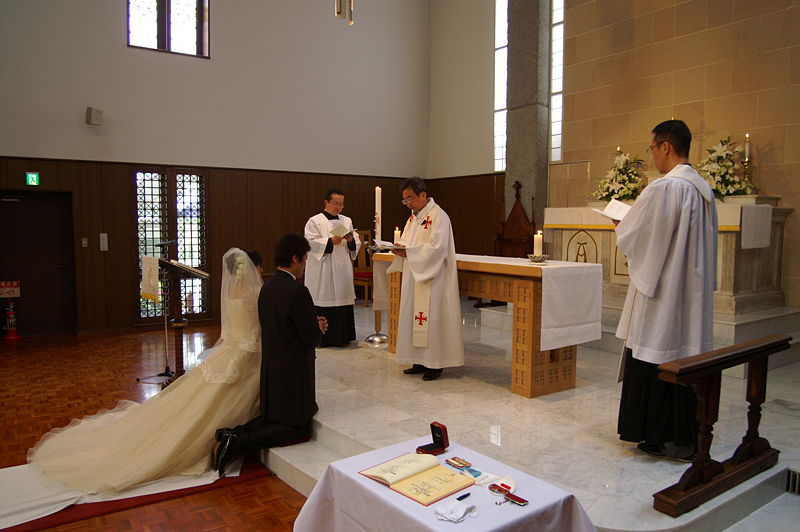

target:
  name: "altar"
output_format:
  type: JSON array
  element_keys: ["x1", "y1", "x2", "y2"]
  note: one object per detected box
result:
[
  {"x1": 542, "y1": 199, "x2": 798, "y2": 356},
  {"x1": 372, "y1": 253, "x2": 602, "y2": 398}
]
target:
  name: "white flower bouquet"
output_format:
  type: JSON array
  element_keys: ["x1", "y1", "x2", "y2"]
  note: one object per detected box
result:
[
  {"x1": 591, "y1": 148, "x2": 644, "y2": 202},
  {"x1": 698, "y1": 137, "x2": 754, "y2": 198}
]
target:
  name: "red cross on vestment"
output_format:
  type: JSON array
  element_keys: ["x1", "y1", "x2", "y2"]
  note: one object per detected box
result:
[
  {"x1": 421, "y1": 216, "x2": 432, "y2": 229},
  {"x1": 408, "y1": 214, "x2": 414, "y2": 222},
  {"x1": 414, "y1": 311, "x2": 428, "y2": 325}
]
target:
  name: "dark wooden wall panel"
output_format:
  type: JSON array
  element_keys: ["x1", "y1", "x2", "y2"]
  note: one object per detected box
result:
[
  {"x1": 206, "y1": 168, "x2": 249, "y2": 318},
  {"x1": 6, "y1": 158, "x2": 59, "y2": 191},
  {"x1": 425, "y1": 173, "x2": 504, "y2": 256},
  {"x1": 61, "y1": 161, "x2": 106, "y2": 330},
  {"x1": 102, "y1": 163, "x2": 136, "y2": 329},
  {"x1": 247, "y1": 170, "x2": 284, "y2": 268},
  {"x1": 1, "y1": 156, "x2": 504, "y2": 333}
]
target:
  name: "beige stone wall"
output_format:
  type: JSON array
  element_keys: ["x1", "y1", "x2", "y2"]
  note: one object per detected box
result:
[{"x1": 558, "y1": 0, "x2": 800, "y2": 306}]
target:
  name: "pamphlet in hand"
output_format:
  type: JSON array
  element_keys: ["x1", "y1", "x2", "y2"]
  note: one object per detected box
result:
[
  {"x1": 373, "y1": 239, "x2": 398, "y2": 249},
  {"x1": 591, "y1": 198, "x2": 632, "y2": 221},
  {"x1": 330, "y1": 224, "x2": 353, "y2": 238}
]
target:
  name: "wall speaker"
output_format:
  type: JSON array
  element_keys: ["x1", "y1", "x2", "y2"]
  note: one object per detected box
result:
[{"x1": 85, "y1": 107, "x2": 103, "y2": 126}]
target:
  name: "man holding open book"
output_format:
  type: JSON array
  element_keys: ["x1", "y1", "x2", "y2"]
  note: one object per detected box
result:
[
  {"x1": 304, "y1": 188, "x2": 361, "y2": 347},
  {"x1": 615, "y1": 120, "x2": 718, "y2": 462}
]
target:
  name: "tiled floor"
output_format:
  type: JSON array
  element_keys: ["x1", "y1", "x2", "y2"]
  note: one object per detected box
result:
[{"x1": 323, "y1": 299, "x2": 800, "y2": 531}]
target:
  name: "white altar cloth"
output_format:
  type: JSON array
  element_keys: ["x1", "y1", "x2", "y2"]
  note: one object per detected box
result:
[
  {"x1": 293, "y1": 437, "x2": 596, "y2": 532},
  {"x1": 372, "y1": 254, "x2": 602, "y2": 351}
]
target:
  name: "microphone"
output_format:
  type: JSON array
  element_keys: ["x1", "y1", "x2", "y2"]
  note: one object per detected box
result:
[{"x1": 153, "y1": 240, "x2": 177, "y2": 247}]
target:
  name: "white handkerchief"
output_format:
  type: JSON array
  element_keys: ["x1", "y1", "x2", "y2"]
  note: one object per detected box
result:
[{"x1": 434, "y1": 499, "x2": 478, "y2": 523}]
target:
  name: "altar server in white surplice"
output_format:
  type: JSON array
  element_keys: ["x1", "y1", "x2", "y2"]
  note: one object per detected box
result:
[
  {"x1": 616, "y1": 119, "x2": 718, "y2": 462},
  {"x1": 304, "y1": 188, "x2": 361, "y2": 347},
  {"x1": 389, "y1": 177, "x2": 464, "y2": 381}
]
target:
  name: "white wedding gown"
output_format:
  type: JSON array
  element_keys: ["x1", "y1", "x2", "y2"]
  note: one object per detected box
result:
[{"x1": 27, "y1": 249, "x2": 262, "y2": 494}]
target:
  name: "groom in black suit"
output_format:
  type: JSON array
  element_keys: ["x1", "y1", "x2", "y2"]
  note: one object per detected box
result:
[{"x1": 215, "y1": 233, "x2": 328, "y2": 476}]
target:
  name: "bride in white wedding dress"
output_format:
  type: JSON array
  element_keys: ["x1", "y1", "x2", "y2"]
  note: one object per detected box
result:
[{"x1": 27, "y1": 248, "x2": 263, "y2": 494}]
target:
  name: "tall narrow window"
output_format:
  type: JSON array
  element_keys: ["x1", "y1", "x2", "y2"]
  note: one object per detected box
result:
[
  {"x1": 128, "y1": 0, "x2": 210, "y2": 57},
  {"x1": 550, "y1": 0, "x2": 565, "y2": 162},
  {"x1": 136, "y1": 170, "x2": 208, "y2": 321},
  {"x1": 494, "y1": 0, "x2": 508, "y2": 172}
]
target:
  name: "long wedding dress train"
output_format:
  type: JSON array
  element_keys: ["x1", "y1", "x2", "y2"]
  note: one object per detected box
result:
[{"x1": 27, "y1": 249, "x2": 262, "y2": 494}]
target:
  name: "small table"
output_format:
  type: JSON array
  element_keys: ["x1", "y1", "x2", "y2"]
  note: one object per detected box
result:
[{"x1": 294, "y1": 437, "x2": 596, "y2": 532}]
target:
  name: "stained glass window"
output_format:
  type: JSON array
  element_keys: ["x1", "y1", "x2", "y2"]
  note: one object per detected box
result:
[
  {"x1": 494, "y1": 0, "x2": 508, "y2": 172},
  {"x1": 135, "y1": 170, "x2": 207, "y2": 320},
  {"x1": 128, "y1": 0, "x2": 209, "y2": 57}
]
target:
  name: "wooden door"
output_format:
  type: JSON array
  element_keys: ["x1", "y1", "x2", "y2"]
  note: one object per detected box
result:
[{"x1": 0, "y1": 191, "x2": 76, "y2": 336}]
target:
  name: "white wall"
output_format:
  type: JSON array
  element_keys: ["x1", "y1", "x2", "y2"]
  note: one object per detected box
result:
[
  {"x1": 0, "y1": 0, "x2": 430, "y2": 177},
  {"x1": 427, "y1": 0, "x2": 494, "y2": 178}
]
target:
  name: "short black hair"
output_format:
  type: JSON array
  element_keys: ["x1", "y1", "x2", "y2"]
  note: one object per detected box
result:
[
  {"x1": 245, "y1": 249, "x2": 262, "y2": 267},
  {"x1": 652, "y1": 119, "x2": 692, "y2": 158},
  {"x1": 274, "y1": 233, "x2": 310, "y2": 268},
  {"x1": 325, "y1": 188, "x2": 345, "y2": 201},
  {"x1": 399, "y1": 176, "x2": 426, "y2": 195}
]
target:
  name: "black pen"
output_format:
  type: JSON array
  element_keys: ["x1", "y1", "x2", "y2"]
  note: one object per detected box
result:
[{"x1": 456, "y1": 493, "x2": 471, "y2": 501}]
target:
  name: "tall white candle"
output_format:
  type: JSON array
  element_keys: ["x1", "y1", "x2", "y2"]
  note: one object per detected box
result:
[
  {"x1": 745, "y1": 133, "x2": 750, "y2": 158},
  {"x1": 394, "y1": 227, "x2": 401, "y2": 243},
  {"x1": 534, "y1": 230, "x2": 543, "y2": 256},
  {"x1": 374, "y1": 186, "x2": 382, "y2": 242}
]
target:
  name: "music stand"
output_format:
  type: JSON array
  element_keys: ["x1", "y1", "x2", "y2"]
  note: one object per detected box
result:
[{"x1": 157, "y1": 259, "x2": 209, "y2": 388}]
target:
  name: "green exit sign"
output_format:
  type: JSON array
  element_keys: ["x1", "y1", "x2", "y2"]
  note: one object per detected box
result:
[{"x1": 26, "y1": 172, "x2": 40, "y2": 186}]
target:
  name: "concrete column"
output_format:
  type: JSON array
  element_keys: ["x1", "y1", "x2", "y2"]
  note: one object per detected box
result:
[{"x1": 505, "y1": 0, "x2": 550, "y2": 229}]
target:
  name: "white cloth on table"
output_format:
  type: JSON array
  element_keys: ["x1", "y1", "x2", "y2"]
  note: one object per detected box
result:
[
  {"x1": 740, "y1": 204, "x2": 771, "y2": 249},
  {"x1": 540, "y1": 262, "x2": 602, "y2": 351},
  {"x1": 454, "y1": 255, "x2": 602, "y2": 351},
  {"x1": 293, "y1": 437, "x2": 596, "y2": 532}
]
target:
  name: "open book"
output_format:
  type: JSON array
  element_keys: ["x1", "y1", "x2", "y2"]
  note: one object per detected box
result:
[
  {"x1": 167, "y1": 259, "x2": 210, "y2": 279},
  {"x1": 373, "y1": 239, "x2": 398, "y2": 250},
  {"x1": 359, "y1": 453, "x2": 474, "y2": 506},
  {"x1": 591, "y1": 198, "x2": 632, "y2": 221},
  {"x1": 330, "y1": 224, "x2": 353, "y2": 238}
]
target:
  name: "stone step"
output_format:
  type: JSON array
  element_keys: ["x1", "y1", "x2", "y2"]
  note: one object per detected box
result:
[{"x1": 260, "y1": 418, "x2": 375, "y2": 497}]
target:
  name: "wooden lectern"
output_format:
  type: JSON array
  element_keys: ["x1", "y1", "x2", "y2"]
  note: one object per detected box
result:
[{"x1": 158, "y1": 259, "x2": 208, "y2": 387}]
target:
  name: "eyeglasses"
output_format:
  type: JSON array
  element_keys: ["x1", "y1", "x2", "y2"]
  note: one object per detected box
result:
[
  {"x1": 646, "y1": 141, "x2": 665, "y2": 154},
  {"x1": 401, "y1": 195, "x2": 418, "y2": 206},
  {"x1": 328, "y1": 201, "x2": 344, "y2": 207}
]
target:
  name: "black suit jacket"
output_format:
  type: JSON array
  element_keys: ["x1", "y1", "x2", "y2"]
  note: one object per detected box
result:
[{"x1": 258, "y1": 270, "x2": 322, "y2": 427}]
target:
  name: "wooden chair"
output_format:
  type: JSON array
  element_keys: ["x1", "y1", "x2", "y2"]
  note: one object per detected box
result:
[{"x1": 353, "y1": 229, "x2": 373, "y2": 307}]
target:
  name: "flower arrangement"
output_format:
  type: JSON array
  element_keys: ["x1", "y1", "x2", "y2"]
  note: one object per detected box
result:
[
  {"x1": 698, "y1": 137, "x2": 754, "y2": 198},
  {"x1": 591, "y1": 148, "x2": 644, "y2": 201}
]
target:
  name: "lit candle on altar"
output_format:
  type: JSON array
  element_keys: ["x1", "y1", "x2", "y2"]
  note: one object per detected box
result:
[
  {"x1": 374, "y1": 186, "x2": 382, "y2": 242},
  {"x1": 745, "y1": 133, "x2": 750, "y2": 158},
  {"x1": 534, "y1": 230, "x2": 543, "y2": 256},
  {"x1": 394, "y1": 227, "x2": 401, "y2": 243}
]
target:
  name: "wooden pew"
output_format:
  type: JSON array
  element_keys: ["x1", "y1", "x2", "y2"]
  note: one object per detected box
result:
[{"x1": 653, "y1": 334, "x2": 792, "y2": 517}]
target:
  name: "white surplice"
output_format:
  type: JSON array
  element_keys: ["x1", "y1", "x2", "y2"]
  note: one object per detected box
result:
[
  {"x1": 389, "y1": 198, "x2": 464, "y2": 369},
  {"x1": 304, "y1": 213, "x2": 360, "y2": 307},
  {"x1": 615, "y1": 164, "x2": 718, "y2": 364}
]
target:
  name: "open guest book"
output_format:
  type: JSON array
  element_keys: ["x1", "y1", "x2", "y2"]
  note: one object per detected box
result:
[{"x1": 359, "y1": 453, "x2": 474, "y2": 506}]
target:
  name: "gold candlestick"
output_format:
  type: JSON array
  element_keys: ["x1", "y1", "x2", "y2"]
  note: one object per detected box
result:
[{"x1": 743, "y1": 133, "x2": 751, "y2": 181}]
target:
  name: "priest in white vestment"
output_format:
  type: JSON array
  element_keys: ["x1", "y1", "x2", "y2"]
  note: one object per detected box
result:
[
  {"x1": 304, "y1": 188, "x2": 361, "y2": 347},
  {"x1": 389, "y1": 177, "x2": 464, "y2": 381},
  {"x1": 615, "y1": 120, "x2": 718, "y2": 461}
]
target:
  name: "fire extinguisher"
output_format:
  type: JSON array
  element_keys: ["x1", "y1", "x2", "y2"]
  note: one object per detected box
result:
[{"x1": 4, "y1": 300, "x2": 20, "y2": 341}]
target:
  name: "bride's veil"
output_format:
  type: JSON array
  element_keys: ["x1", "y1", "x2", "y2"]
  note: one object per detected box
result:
[{"x1": 197, "y1": 248, "x2": 262, "y2": 379}]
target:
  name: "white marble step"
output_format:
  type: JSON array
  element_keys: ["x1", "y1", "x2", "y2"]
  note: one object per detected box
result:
[{"x1": 260, "y1": 418, "x2": 375, "y2": 497}]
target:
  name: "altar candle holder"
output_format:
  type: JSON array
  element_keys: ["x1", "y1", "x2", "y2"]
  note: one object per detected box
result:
[{"x1": 743, "y1": 133, "x2": 751, "y2": 182}]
